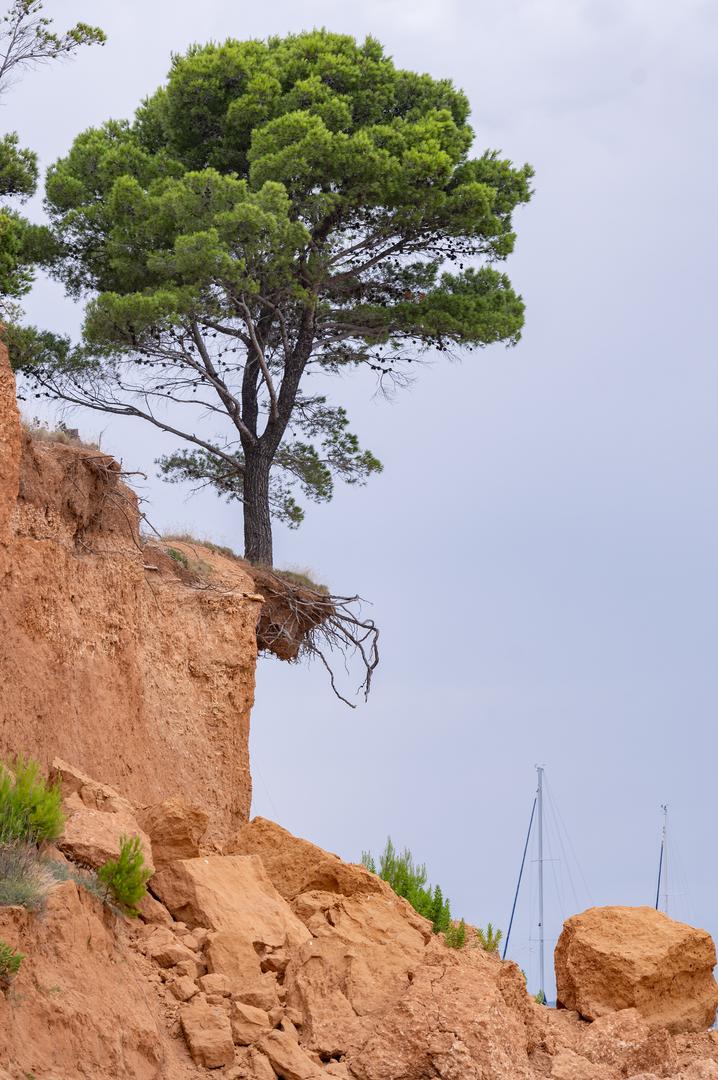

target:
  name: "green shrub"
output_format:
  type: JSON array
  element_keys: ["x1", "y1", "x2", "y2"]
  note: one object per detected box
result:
[
  {"x1": 0, "y1": 939, "x2": 23, "y2": 985},
  {"x1": 166, "y1": 546, "x2": 190, "y2": 569},
  {"x1": 362, "y1": 838, "x2": 452, "y2": 934},
  {"x1": 534, "y1": 989, "x2": 546, "y2": 1005},
  {"x1": 97, "y1": 836, "x2": 151, "y2": 916},
  {"x1": 476, "y1": 922, "x2": 503, "y2": 953},
  {"x1": 444, "y1": 919, "x2": 467, "y2": 949},
  {"x1": 0, "y1": 844, "x2": 55, "y2": 911},
  {"x1": 0, "y1": 758, "x2": 64, "y2": 845}
]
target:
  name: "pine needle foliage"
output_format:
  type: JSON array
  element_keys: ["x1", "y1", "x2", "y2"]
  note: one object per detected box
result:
[
  {"x1": 444, "y1": 918, "x2": 467, "y2": 949},
  {"x1": 476, "y1": 922, "x2": 503, "y2": 953},
  {"x1": 0, "y1": 939, "x2": 23, "y2": 985},
  {"x1": 97, "y1": 835, "x2": 151, "y2": 916},
  {"x1": 0, "y1": 758, "x2": 64, "y2": 845},
  {"x1": 362, "y1": 838, "x2": 452, "y2": 933}
]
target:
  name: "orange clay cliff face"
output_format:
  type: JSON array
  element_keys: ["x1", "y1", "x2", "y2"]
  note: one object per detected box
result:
[
  {"x1": 0, "y1": 341, "x2": 262, "y2": 842},
  {"x1": 3, "y1": 339, "x2": 718, "y2": 1080}
]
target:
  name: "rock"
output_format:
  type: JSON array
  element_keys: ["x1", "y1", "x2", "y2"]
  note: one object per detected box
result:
[
  {"x1": 152, "y1": 854, "x2": 311, "y2": 948},
  {"x1": 175, "y1": 957, "x2": 206, "y2": 980},
  {"x1": 206, "y1": 930, "x2": 280, "y2": 1010},
  {"x1": 199, "y1": 972, "x2": 232, "y2": 997},
  {"x1": 228, "y1": 817, "x2": 385, "y2": 901},
  {"x1": 144, "y1": 927, "x2": 198, "y2": 969},
  {"x1": 576, "y1": 1010, "x2": 677, "y2": 1076},
  {"x1": 137, "y1": 798, "x2": 209, "y2": 870},
  {"x1": 50, "y1": 758, "x2": 136, "y2": 815},
  {"x1": 231, "y1": 1001, "x2": 272, "y2": 1045},
  {"x1": 59, "y1": 804, "x2": 154, "y2": 873},
  {"x1": 678, "y1": 1065, "x2": 718, "y2": 1080},
  {"x1": 249, "y1": 1048, "x2": 279, "y2": 1080},
  {"x1": 259, "y1": 1029, "x2": 325, "y2": 1079},
  {"x1": 54, "y1": 765, "x2": 155, "y2": 874},
  {"x1": 550, "y1": 1050, "x2": 614, "y2": 1079},
  {"x1": 136, "y1": 892, "x2": 173, "y2": 926},
  {"x1": 169, "y1": 975, "x2": 199, "y2": 1002},
  {"x1": 180, "y1": 1000, "x2": 235, "y2": 1068},
  {"x1": 555, "y1": 907, "x2": 718, "y2": 1033},
  {"x1": 345, "y1": 946, "x2": 540, "y2": 1080},
  {"x1": 284, "y1": 889, "x2": 428, "y2": 1058}
]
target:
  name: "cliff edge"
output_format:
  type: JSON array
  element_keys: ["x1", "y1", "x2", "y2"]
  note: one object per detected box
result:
[{"x1": 0, "y1": 341, "x2": 262, "y2": 842}]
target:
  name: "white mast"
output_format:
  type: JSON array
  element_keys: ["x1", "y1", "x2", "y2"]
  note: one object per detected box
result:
[
  {"x1": 661, "y1": 804, "x2": 669, "y2": 915},
  {"x1": 536, "y1": 765, "x2": 545, "y2": 1002}
]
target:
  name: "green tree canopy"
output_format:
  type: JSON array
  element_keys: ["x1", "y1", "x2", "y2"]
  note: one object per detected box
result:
[
  {"x1": 30, "y1": 30, "x2": 532, "y2": 564},
  {"x1": 0, "y1": 1, "x2": 104, "y2": 317}
]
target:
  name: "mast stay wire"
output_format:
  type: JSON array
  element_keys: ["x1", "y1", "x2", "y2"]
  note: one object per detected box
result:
[
  {"x1": 544, "y1": 782, "x2": 580, "y2": 914},
  {"x1": 543, "y1": 797, "x2": 567, "y2": 924},
  {"x1": 544, "y1": 774, "x2": 593, "y2": 907},
  {"x1": 670, "y1": 820, "x2": 696, "y2": 925}
]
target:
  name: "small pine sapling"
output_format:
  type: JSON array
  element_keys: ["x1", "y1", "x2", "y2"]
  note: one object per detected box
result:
[
  {"x1": 476, "y1": 922, "x2": 504, "y2": 953},
  {"x1": 362, "y1": 838, "x2": 453, "y2": 933},
  {"x1": 360, "y1": 851, "x2": 376, "y2": 874},
  {"x1": 444, "y1": 919, "x2": 467, "y2": 949},
  {"x1": 97, "y1": 836, "x2": 151, "y2": 916},
  {"x1": 0, "y1": 758, "x2": 64, "y2": 845},
  {"x1": 0, "y1": 939, "x2": 24, "y2": 985}
]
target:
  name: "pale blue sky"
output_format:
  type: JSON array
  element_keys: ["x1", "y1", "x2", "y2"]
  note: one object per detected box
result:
[{"x1": 8, "y1": 0, "x2": 718, "y2": 998}]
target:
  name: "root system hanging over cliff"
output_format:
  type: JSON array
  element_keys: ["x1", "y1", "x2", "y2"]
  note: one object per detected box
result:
[{"x1": 153, "y1": 538, "x2": 380, "y2": 707}]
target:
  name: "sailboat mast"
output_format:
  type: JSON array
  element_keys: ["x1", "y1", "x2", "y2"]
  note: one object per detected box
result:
[
  {"x1": 662, "y1": 804, "x2": 669, "y2": 914},
  {"x1": 537, "y1": 765, "x2": 545, "y2": 1002}
]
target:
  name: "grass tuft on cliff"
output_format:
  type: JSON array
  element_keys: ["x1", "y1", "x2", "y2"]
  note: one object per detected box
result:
[{"x1": 0, "y1": 843, "x2": 55, "y2": 912}]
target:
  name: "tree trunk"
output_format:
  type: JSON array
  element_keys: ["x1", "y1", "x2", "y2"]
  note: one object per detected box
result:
[{"x1": 243, "y1": 450, "x2": 273, "y2": 566}]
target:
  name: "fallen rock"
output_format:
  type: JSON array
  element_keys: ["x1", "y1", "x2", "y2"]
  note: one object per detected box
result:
[
  {"x1": 285, "y1": 888, "x2": 428, "y2": 1057},
  {"x1": 137, "y1": 797, "x2": 209, "y2": 870},
  {"x1": 231, "y1": 1001, "x2": 272, "y2": 1045},
  {"x1": 151, "y1": 854, "x2": 310, "y2": 950},
  {"x1": 555, "y1": 906, "x2": 718, "y2": 1033},
  {"x1": 576, "y1": 1009, "x2": 677, "y2": 1075},
  {"x1": 345, "y1": 942, "x2": 540, "y2": 1080},
  {"x1": 199, "y1": 972, "x2": 232, "y2": 997},
  {"x1": 169, "y1": 975, "x2": 198, "y2": 1002},
  {"x1": 248, "y1": 1048, "x2": 279, "y2": 1080},
  {"x1": 206, "y1": 930, "x2": 279, "y2": 1010},
  {"x1": 550, "y1": 1049, "x2": 614, "y2": 1079},
  {"x1": 58, "y1": 802, "x2": 155, "y2": 874},
  {"x1": 228, "y1": 817, "x2": 385, "y2": 901},
  {"x1": 259, "y1": 1028, "x2": 324, "y2": 1079},
  {"x1": 180, "y1": 1000, "x2": 235, "y2": 1068},
  {"x1": 53, "y1": 761, "x2": 154, "y2": 873},
  {"x1": 144, "y1": 926, "x2": 197, "y2": 969},
  {"x1": 51, "y1": 758, "x2": 134, "y2": 815},
  {"x1": 136, "y1": 892, "x2": 173, "y2": 926}
]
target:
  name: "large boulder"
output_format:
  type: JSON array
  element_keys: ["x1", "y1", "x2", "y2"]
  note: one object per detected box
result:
[
  {"x1": 555, "y1": 906, "x2": 718, "y2": 1033},
  {"x1": 150, "y1": 854, "x2": 310, "y2": 950}
]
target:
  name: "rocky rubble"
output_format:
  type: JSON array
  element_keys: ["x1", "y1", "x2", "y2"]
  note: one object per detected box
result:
[{"x1": 2, "y1": 767, "x2": 718, "y2": 1080}]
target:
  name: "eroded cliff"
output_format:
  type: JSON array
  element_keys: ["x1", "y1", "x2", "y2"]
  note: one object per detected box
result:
[{"x1": 0, "y1": 342, "x2": 261, "y2": 842}]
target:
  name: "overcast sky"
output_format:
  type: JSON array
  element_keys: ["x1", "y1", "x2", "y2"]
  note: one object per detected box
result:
[{"x1": 8, "y1": 0, "x2": 718, "y2": 998}]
